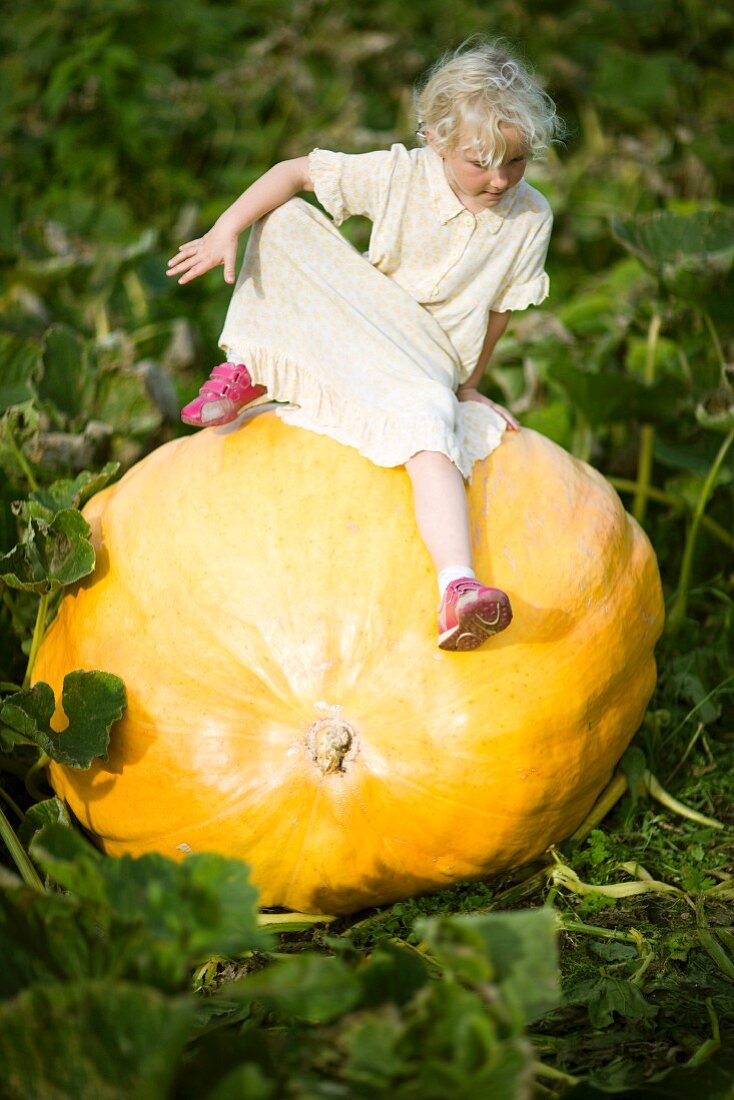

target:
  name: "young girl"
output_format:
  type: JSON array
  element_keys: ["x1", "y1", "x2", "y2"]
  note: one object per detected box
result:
[{"x1": 166, "y1": 38, "x2": 562, "y2": 652}]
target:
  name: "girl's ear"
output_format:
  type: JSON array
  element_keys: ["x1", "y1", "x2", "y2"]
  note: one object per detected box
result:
[{"x1": 424, "y1": 129, "x2": 443, "y2": 157}]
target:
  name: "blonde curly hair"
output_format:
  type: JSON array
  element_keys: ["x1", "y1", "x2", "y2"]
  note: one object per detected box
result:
[{"x1": 414, "y1": 37, "x2": 563, "y2": 167}]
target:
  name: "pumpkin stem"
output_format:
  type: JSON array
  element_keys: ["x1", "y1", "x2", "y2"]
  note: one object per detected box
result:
[{"x1": 307, "y1": 718, "x2": 355, "y2": 774}]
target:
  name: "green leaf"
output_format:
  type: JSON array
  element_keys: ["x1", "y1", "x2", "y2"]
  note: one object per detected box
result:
[
  {"x1": 654, "y1": 436, "x2": 728, "y2": 478},
  {"x1": 94, "y1": 369, "x2": 162, "y2": 437},
  {"x1": 0, "y1": 403, "x2": 40, "y2": 484},
  {"x1": 655, "y1": 1050, "x2": 734, "y2": 1100},
  {"x1": 0, "y1": 724, "x2": 21, "y2": 754},
  {"x1": 0, "y1": 508, "x2": 95, "y2": 593},
  {"x1": 592, "y1": 52, "x2": 684, "y2": 116},
  {"x1": 203, "y1": 1064, "x2": 276, "y2": 1100},
  {"x1": 356, "y1": 940, "x2": 429, "y2": 1008},
  {"x1": 30, "y1": 825, "x2": 270, "y2": 988},
  {"x1": 625, "y1": 335, "x2": 682, "y2": 380},
  {"x1": 611, "y1": 210, "x2": 734, "y2": 272},
  {"x1": 547, "y1": 361, "x2": 685, "y2": 428},
  {"x1": 0, "y1": 681, "x2": 55, "y2": 749},
  {"x1": 417, "y1": 907, "x2": 560, "y2": 1025},
  {"x1": 564, "y1": 1047, "x2": 734, "y2": 1097},
  {"x1": 611, "y1": 210, "x2": 734, "y2": 300},
  {"x1": 0, "y1": 981, "x2": 194, "y2": 1100},
  {"x1": 23, "y1": 463, "x2": 119, "y2": 520},
  {"x1": 621, "y1": 746, "x2": 648, "y2": 804},
  {"x1": 340, "y1": 1007, "x2": 414, "y2": 1086},
  {"x1": 16, "y1": 797, "x2": 71, "y2": 848},
  {"x1": 0, "y1": 678, "x2": 44, "y2": 752},
  {"x1": 0, "y1": 334, "x2": 42, "y2": 412},
  {"x1": 578, "y1": 977, "x2": 659, "y2": 1028},
  {"x1": 171, "y1": 1029, "x2": 278, "y2": 1099},
  {"x1": 695, "y1": 386, "x2": 734, "y2": 433},
  {"x1": 400, "y1": 982, "x2": 533, "y2": 1096},
  {"x1": 557, "y1": 291, "x2": 618, "y2": 337},
  {"x1": 520, "y1": 401, "x2": 572, "y2": 449},
  {"x1": 670, "y1": 667, "x2": 721, "y2": 725},
  {"x1": 589, "y1": 941, "x2": 639, "y2": 962},
  {"x1": 0, "y1": 869, "x2": 115, "y2": 996},
  {"x1": 48, "y1": 670, "x2": 125, "y2": 767},
  {"x1": 228, "y1": 953, "x2": 361, "y2": 1024},
  {"x1": 1, "y1": 671, "x2": 125, "y2": 767},
  {"x1": 0, "y1": 476, "x2": 19, "y2": 555},
  {"x1": 39, "y1": 323, "x2": 90, "y2": 418}
]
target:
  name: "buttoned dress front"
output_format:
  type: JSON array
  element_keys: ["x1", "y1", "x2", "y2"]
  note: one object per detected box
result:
[{"x1": 218, "y1": 142, "x2": 553, "y2": 479}]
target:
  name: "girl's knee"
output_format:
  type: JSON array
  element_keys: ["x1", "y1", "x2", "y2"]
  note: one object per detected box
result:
[{"x1": 405, "y1": 450, "x2": 457, "y2": 478}]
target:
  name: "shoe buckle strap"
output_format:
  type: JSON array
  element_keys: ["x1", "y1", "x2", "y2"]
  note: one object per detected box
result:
[
  {"x1": 200, "y1": 363, "x2": 253, "y2": 398},
  {"x1": 211, "y1": 362, "x2": 249, "y2": 381}
]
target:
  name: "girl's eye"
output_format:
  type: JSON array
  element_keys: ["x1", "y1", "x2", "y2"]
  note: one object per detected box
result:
[{"x1": 470, "y1": 156, "x2": 525, "y2": 168}]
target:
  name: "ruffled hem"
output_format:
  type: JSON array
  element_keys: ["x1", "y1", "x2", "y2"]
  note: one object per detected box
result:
[
  {"x1": 220, "y1": 340, "x2": 506, "y2": 481},
  {"x1": 491, "y1": 271, "x2": 549, "y2": 313},
  {"x1": 308, "y1": 149, "x2": 346, "y2": 227}
]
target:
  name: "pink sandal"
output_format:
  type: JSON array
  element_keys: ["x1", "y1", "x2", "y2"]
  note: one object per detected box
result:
[
  {"x1": 181, "y1": 362, "x2": 268, "y2": 427},
  {"x1": 438, "y1": 578, "x2": 512, "y2": 651}
]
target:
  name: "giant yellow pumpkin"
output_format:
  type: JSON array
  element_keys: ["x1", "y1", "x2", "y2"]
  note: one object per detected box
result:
[{"x1": 34, "y1": 411, "x2": 663, "y2": 914}]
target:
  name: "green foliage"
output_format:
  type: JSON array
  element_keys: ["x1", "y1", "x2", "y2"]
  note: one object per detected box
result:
[
  {"x1": 417, "y1": 908, "x2": 559, "y2": 1023},
  {"x1": 0, "y1": 509, "x2": 95, "y2": 594},
  {"x1": 0, "y1": 334, "x2": 42, "y2": 409},
  {"x1": 16, "y1": 796, "x2": 71, "y2": 848},
  {"x1": 0, "y1": 983, "x2": 195, "y2": 1100},
  {"x1": 0, "y1": 672, "x2": 126, "y2": 766},
  {"x1": 1, "y1": 0, "x2": 733, "y2": 1096},
  {"x1": 564, "y1": 1049, "x2": 734, "y2": 1098},
  {"x1": 566, "y1": 977, "x2": 659, "y2": 1028},
  {"x1": 0, "y1": 830, "x2": 560, "y2": 1100},
  {"x1": 25, "y1": 463, "x2": 119, "y2": 515},
  {"x1": 0, "y1": 825, "x2": 269, "y2": 997},
  {"x1": 611, "y1": 210, "x2": 734, "y2": 301},
  {"x1": 585, "y1": 830, "x2": 613, "y2": 867},
  {"x1": 546, "y1": 361, "x2": 686, "y2": 428}
]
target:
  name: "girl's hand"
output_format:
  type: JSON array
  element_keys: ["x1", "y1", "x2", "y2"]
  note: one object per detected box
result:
[
  {"x1": 166, "y1": 222, "x2": 240, "y2": 285},
  {"x1": 457, "y1": 387, "x2": 520, "y2": 430}
]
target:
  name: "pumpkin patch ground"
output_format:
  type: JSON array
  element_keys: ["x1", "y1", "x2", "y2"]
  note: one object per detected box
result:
[
  {"x1": 2, "y1": 6, "x2": 734, "y2": 1095},
  {"x1": 34, "y1": 411, "x2": 664, "y2": 914}
]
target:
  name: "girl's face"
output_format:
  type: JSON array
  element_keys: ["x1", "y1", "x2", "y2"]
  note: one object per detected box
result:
[{"x1": 436, "y1": 125, "x2": 528, "y2": 213}]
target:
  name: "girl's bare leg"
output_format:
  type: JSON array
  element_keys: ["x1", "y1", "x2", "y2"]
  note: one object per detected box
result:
[
  {"x1": 405, "y1": 450, "x2": 473, "y2": 574},
  {"x1": 406, "y1": 449, "x2": 512, "y2": 647}
]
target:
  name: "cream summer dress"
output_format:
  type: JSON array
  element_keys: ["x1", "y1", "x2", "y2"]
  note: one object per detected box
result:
[{"x1": 218, "y1": 142, "x2": 553, "y2": 479}]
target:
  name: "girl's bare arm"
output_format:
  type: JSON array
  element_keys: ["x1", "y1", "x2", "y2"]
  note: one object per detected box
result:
[
  {"x1": 457, "y1": 310, "x2": 520, "y2": 429},
  {"x1": 166, "y1": 157, "x2": 314, "y2": 285}
]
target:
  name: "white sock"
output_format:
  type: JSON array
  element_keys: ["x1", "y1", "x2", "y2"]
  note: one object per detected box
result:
[{"x1": 437, "y1": 565, "x2": 475, "y2": 598}]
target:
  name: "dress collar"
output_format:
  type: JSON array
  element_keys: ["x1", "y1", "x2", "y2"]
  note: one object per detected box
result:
[{"x1": 423, "y1": 143, "x2": 510, "y2": 235}]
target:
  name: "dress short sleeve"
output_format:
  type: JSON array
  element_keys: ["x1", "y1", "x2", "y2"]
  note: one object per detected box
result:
[
  {"x1": 308, "y1": 147, "x2": 398, "y2": 227},
  {"x1": 490, "y1": 209, "x2": 553, "y2": 313}
]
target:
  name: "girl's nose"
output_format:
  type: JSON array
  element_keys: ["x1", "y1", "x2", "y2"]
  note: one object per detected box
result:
[{"x1": 487, "y1": 166, "x2": 510, "y2": 189}]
